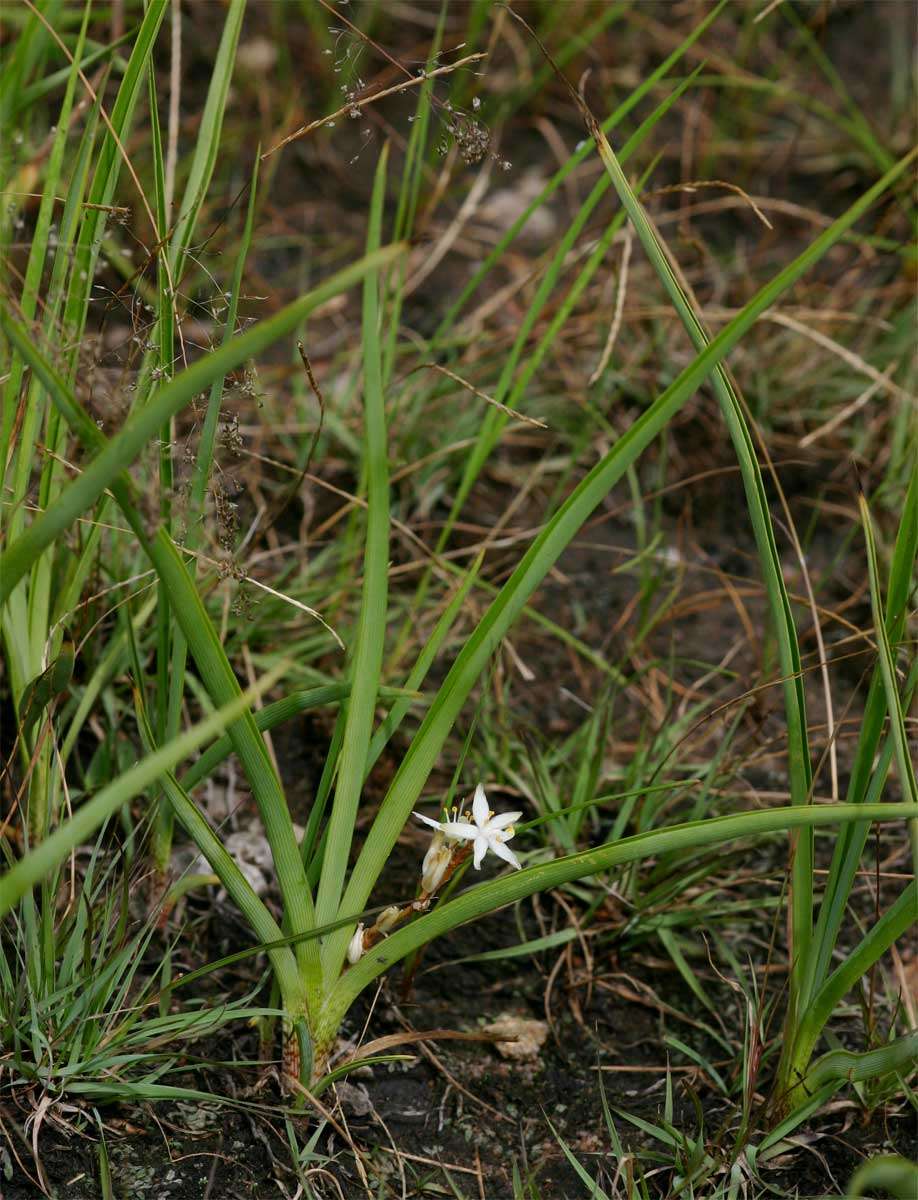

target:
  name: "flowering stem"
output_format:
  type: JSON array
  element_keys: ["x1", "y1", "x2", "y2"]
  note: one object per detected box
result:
[{"x1": 349, "y1": 844, "x2": 473, "y2": 961}]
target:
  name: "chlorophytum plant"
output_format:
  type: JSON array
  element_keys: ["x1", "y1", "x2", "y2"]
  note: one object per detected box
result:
[{"x1": 1, "y1": 0, "x2": 915, "y2": 1121}]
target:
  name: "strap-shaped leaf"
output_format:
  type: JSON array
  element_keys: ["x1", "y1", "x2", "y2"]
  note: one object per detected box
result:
[{"x1": 323, "y1": 802, "x2": 918, "y2": 1036}]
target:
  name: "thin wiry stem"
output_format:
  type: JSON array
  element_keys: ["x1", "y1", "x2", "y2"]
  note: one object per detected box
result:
[{"x1": 262, "y1": 54, "x2": 486, "y2": 160}]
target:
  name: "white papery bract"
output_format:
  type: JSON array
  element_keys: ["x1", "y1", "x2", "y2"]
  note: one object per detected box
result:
[
  {"x1": 376, "y1": 905, "x2": 401, "y2": 933},
  {"x1": 347, "y1": 923, "x2": 366, "y2": 964},
  {"x1": 419, "y1": 830, "x2": 453, "y2": 893}
]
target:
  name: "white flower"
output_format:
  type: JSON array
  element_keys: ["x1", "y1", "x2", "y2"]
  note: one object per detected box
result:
[
  {"x1": 347, "y1": 923, "x2": 366, "y2": 964},
  {"x1": 414, "y1": 784, "x2": 522, "y2": 872}
]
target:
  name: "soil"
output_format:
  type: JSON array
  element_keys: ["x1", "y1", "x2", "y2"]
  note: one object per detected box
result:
[{"x1": 5, "y1": 882, "x2": 913, "y2": 1200}]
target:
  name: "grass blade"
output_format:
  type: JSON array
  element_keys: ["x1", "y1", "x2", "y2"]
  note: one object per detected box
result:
[
  {"x1": 0, "y1": 242, "x2": 405, "y2": 602},
  {"x1": 315, "y1": 147, "x2": 391, "y2": 970},
  {"x1": 806, "y1": 468, "x2": 918, "y2": 994},
  {"x1": 0, "y1": 665, "x2": 285, "y2": 920},
  {"x1": 784, "y1": 880, "x2": 917, "y2": 1107},
  {"x1": 326, "y1": 802, "x2": 918, "y2": 1034},
  {"x1": 167, "y1": 0, "x2": 245, "y2": 276},
  {"x1": 858, "y1": 489, "x2": 918, "y2": 822},
  {"x1": 514, "y1": 8, "x2": 817, "y2": 1011}
]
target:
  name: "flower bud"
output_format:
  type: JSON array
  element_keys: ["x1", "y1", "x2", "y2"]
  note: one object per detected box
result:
[
  {"x1": 346, "y1": 922, "x2": 366, "y2": 965},
  {"x1": 421, "y1": 832, "x2": 452, "y2": 894},
  {"x1": 376, "y1": 905, "x2": 401, "y2": 934}
]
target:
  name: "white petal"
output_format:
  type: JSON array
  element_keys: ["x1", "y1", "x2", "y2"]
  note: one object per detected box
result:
[
  {"x1": 488, "y1": 810, "x2": 522, "y2": 831},
  {"x1": 413, "y1": 811, "x2": 444, "y2": 830},
  {"x1": 472, "y1": 834, "x2": 489, "y2": 869},
  {"x1": 490, "y1": 839, "x2": 521, "y2": 870},
  {"x1": 440, "y1": 820, "x2": 477, "y2": 841},
  {"x1": 472, "y1": 784, "x2": 489, "y2": 827}
]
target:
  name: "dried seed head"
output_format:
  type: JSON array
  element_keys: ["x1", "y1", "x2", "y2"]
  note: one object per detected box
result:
[
  {"x1": 452, "y1": 115, "x2": 490, "y2": 165},
  {"x1": 219, "y1": 412, "x2": 244, "y2": 457},
  {"x1": 211, "y1": 483, "x2": 239, "y2": 551}
]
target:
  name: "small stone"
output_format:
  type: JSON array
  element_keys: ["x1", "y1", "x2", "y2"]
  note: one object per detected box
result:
[
  {"x1": 478, "y1": 171, "x2": 556, "y2": 242},
  {"x1": 481, "y1": 1013, "x2": 549, "y2": 1061},
  {"x1": 334, "y1": 1080, "x2": 373, "y2": 1115},
  {"x1": 237, "y1": 37, "x2": 277, "y2": 73}
]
